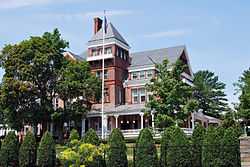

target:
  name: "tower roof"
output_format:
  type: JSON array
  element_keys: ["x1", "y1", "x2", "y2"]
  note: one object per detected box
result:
[{"x1": 88, "y1": 22, "x2": 129, "y2": 47}]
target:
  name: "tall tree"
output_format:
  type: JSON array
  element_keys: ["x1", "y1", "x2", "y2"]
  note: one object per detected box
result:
[
  {"x1": 193, "y1": 70, "x2": 228, "y2": 118},
  {"x1": 146, "y1": 59, "x2": 193, "y2": 125},
  {"x1": 0, "y1": 29, "x2": 68, "y2": 131},
  {"x1": 236, "y1": 68, "x2": 250, "y2": 123},
  {"x1": 52, "y1": 60, "x2": 101, "y2": 135}
]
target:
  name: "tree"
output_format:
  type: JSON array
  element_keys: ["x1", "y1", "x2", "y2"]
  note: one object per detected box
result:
[
  {"x1": 83, "y1": 128, "x2": 100, "y2": 146},
  {"x1": 135, "y1": 128, "x2": 158, "y2": 167},
  {"x1": 107, "y1": 128, "x2": 128, "y2": 167},
  {"x1": 191, "y1": 124, "x2": 205, "y2": 167},
  {"x1": 69, "y1": 129, "x2": 80, "y2": 142},
  {"x1": 146, "y1": 59, "x2": 193, "y2": 126},
  {"x1": 193, "y1": 70, "x2": 228, "y2": 118},
  {"x1": 19, "y1": 131, "x2": 36, "y2": 167},
  {"x1": 37, "y1": 131, "x2": 56, "y2": 167},
  {"x1": 160, "y1": 126, "x2": 190, "y2": 167},
  {"x1": 52, "y1": 60, "x2": 101, "y2": 139},
  {"x1": 236, "y1": 68, "x2": 250, "y2": 124},
  {"x1": 0, "y1": 131, "x2": 19, "y2": 167},
  {"x1": 0, "y1": 29, "x2": 68, "y2": 131}
]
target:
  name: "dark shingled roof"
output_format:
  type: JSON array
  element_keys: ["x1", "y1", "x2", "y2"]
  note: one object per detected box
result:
[
  {"x1": 88, "y1": 23, "x2": 129, "y2": 47},
  {"x1": 129, "y1": 45, "x2": 185, "y2": 70}
]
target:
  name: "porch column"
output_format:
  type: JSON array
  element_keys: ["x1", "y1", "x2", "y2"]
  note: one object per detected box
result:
[
  {"x1": 50, "y1": 123, "x2": 53, "y2": 135},
  {"x1": 191, "y1": 112, "x2": 195, "y2": 130},
  {"x1": 151, "y1": 112, "x2": 155, "y2": 130},
  {"x1": 103, "y1": 115, "x2": 108, "y2": 138},
  {"x1": 114, "y1": 115, "x2": 119, "y2": 128},
  {"x1": 140, "y1": 113, "x2": 144, "y2": 129},
  {"x1": 81, "y1": 118, "x2": 86, "y2": 137}
]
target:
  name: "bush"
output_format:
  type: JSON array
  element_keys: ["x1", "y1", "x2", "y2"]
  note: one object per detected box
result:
[
  {"x1": 19, "y1": 131, "x2": 36, "y2": 167},
  {"x1": 191, "y1": 124, "x2": 205, "y2": 167},
  {"x1": 83, "y1": 128, "x2": 100, "y2": 145},
  {"x1": 37, "y1": 131, "x2": 56, "y2": 167},
  {"x1": 0, "y1": 131, "x2": 19, "y2": 167},
  {"x1": 160, "y1": 126, "x2": 174, "y2": 166},
  {"x1": 69, "y1": 129, "x2": 80, "y2": 142},
  {"x1": 202, "y1": 127, "x2": 225, "y2": 167},
  {"x1": 221, "y1": 127, "x2": 240, "y2": 167},
  {"x1": 135, "y1": 128, "x2": 158, "y2": 167},
  {"x1": 161, "y1": 126, "x2": 191, "y2": 167},
  {"x1": 107, "y1": 128, "x2": 128, "y2": 167}
]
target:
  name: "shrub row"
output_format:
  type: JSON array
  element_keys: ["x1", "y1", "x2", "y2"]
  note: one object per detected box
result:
[{"x1": 0, "y1": 131, "x2": 56, "y2": 167}]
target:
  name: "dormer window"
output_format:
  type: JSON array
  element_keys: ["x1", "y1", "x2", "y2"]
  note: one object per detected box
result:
[
  {"x1": 146, "y1": 70, "x2": 153, "y2": 78},
  {"x1": 105, "y1": 47, "x2": 112, "y2": 54},
  {"x1": 132, "y1": 72, "x2": 138, "y2": 80},
  {"x1": 140, "y1": 71, "x2": 145, "y2": 79}
]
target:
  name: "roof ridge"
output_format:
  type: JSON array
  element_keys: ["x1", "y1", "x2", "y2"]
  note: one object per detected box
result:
[{"x1": 131, "y1": 45, "x2": 185, "y2": 55}]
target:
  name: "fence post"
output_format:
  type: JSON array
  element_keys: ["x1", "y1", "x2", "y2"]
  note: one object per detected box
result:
[{"x1": 133, "y1": 147, "x2": 135, "y2": 167}]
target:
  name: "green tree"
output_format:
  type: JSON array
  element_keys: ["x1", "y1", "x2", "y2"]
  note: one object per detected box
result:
[
  {"x1": 52, "y1": 60, "x2": 101, "y2": 139},
  {"x1": 83, "y1": 128, "x2": 100, "y2": 146},
  {"x1": 161, "y1": 126, "x2": 190, "y2": 167},
  {"x1": 69, "y1": 129, "x2": 80, "y2": 142},
  {"x1": 146, "y1": 59, "x2": 193, "y2": 126},
  {"x1": 19, "y1": 131, "x2": 36, "y2": 167},
  {"x1": 0, "y1": 29, "x2": 68, "y2": 131},
  {"x1": 135, "y1": 128, "x2": 158, "y2": 167},
  {"x1": 193, "y1": 70, "x2": 228, "y2": 118},
  {"x1": 0, "y1": 131, "x2": 19, "y2": 167},
  {"x1": 192, "y1": 124, "x2": 205, "y2": 167},
  {"x1": 236, "y1": 68, "x2": 250, "y2": 124},
  {"x1": 37, "y1": 131, "x2": 56, "y2": 167},
  {"x1": 107, "y1": 128, "x2": 128, "y2": 167}
]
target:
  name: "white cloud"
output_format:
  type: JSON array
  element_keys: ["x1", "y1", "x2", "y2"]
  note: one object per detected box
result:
[
  {"x1": 0, "y1": 0, "x2": 52, "y2": 9},
  {"x1": 144, "y1": 29, "x2": 190, "y2": 38},
  {"x1": 40, "y1": 10, "x2": 134, "y2": 21}
]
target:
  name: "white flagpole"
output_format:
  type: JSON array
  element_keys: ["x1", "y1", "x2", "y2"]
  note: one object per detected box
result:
[{"x1": 101, "y1": 10, "x2": 105, "y2": 140}]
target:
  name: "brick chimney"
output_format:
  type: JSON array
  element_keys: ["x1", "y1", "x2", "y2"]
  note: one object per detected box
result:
[{"x1": 94, "y1": 17, "x2": 103, "y2": 34}]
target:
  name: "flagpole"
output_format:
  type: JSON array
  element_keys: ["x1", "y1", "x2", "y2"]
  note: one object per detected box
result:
[{"x1": 101, "y1": 10, "x2": 106, "y2": 140}]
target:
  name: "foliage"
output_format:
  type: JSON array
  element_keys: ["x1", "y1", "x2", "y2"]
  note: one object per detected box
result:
[
  {"x1": 135, "y1": 128, "x2": 158, "y2": 167},
  {"x1": 193, "y1": 70, "x2": 228, "y2": 118},
  {"x1": 83, "y1": 128, "x2": 100, "y2": 146},
  {"x1": 59, "y1": 140, "x2": 108, "y2": 167},
  {"x1": 160, "y1": 126, "x2": 191, "y2": 167},
  {"x1": 19, "y1": 131, "x2": 37, "y2": 167},
  {"x1": 37, "y1": 131, "x2": 56, "y2": 167},
  {"x1": 0, "y1": 29, "x2": 68, "y2": 131},
  {"x1": 69, "y1": 129, "x2": 80, "y2": 142},
  {"x1": 53, "y1": 60, "x2": 101, "y2": 126},
  {"x1": 155, "y1": 114, "x2": 175, "y2": 129},
  {"x1": 236, "y1": 68, "x2": 250, "y2": 122},
  {"x1": 0, "y1": 131, "x2": 19, "y2": 167},
  {"x1": 146, "y1": 58, "x2": 193, "y2": 127},
  {"x1": 107, "y1": 128, "x2": 128, "y2": 167},
  {"x1": 191, "y1": 124, "x2": 205, "y2": 167}
]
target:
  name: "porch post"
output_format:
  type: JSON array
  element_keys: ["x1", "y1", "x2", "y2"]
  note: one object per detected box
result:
[
  {"x1": 191, "y1": 112, "x2": 195, "y2": 130},
  {"x1": 151, "y1": 112, "x2": 155, "y2": 130},
  {"x1": 140, "y1": 113, "x2": 144, "y2": 129},
  {"x1": 81, "y1": 118, "x2": 86, "y2": 137},
  {"x1": 103, "y1": 115, "x2": 108, "y2": 138},
  {"x1": 50, "y1": 123, "x2": 53, "y2": 135},
  {"x1": 114, "y1": 115, "x2": 119, "y2": 128}
]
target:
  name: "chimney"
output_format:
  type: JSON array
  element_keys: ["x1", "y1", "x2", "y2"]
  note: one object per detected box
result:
[{"x1": 94, "y1": 17, "x2": 103, "y2": 34}]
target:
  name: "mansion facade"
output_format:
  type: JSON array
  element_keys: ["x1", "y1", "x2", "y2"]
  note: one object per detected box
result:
[{"x1": 59, "y1": 17, "x2": 220, "y2": 139}]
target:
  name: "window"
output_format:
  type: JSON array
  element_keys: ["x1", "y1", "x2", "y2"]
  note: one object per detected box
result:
[
  {"x1": 140, "y1": 88, "x2": 146, "y2": 103},
  {"x1": 96, "y1": 70, "x2": 108, "y2": 79},
  {"x1": 55, "y1": 98, "x2": 59, "y2": 109},
  {"x1": 92, "y1": 50, "x2": 98, "y2": 56},
  {"x1": 132, "y1": 89, "x2": 138, "y2": 103},
  {"x1": 105, "y1": 47, "x2": 112, "y2": 54},
  {"x1": 131, "y1": 72, "x2": 138, "y2": 80},
  {"x1": 104, "y1": 87, "x2": 110, "y2": 103},
  {"x1": 140, "y1": 71, "x2": 145, "y2": 79},
  {"x1": 131, "y1": 88, "x2": 146, "y2": 104},
  {"x1": 104, "y1": 70, "x2": 108, "y2": 79},
  {"x1": 146, "y1": 70, "x2": 153, "y2": 78}
]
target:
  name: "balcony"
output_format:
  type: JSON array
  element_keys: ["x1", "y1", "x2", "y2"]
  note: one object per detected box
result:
[{"x1": 87, "y1": 53, "x2": 113, "y2": 61}]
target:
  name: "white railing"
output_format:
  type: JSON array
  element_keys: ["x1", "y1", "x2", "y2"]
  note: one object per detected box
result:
[
  {"x1": 94, "y1": 127, "x2": 193, "y2": 139},
  {"x1": 86, "y1": 53, "x2": 113, "y2": 61}
]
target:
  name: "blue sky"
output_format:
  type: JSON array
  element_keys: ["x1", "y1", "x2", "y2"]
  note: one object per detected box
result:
[{"x1": 0, "y1": 0, "x2": 249, "y2": 105}]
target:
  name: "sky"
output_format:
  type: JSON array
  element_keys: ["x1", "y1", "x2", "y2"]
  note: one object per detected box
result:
[{"x1": 0, "y1": 0, "x2": 249, "y2": 105}]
